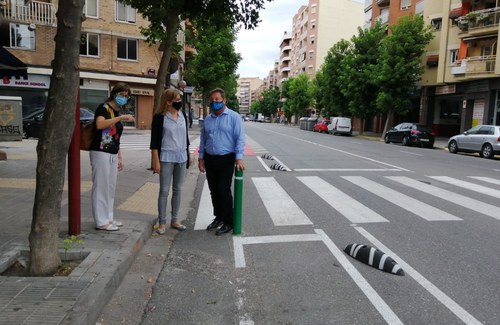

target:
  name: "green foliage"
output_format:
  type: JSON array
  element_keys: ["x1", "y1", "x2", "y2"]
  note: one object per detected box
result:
[
  {"x1": 376, "y1": 14, "x2": 433, "y2": 116},
  {"x1": 61, "y1": 235, "x2": 84, "y2": 259},
  {"x1": 184, "y1": 22, "x2": 241, "y2": 106},
  {"x1": 284, "y1": 74, "x2": 313, "y2": 118}
]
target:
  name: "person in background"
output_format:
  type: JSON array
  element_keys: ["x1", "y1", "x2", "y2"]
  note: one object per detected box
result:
[
  {"x1": 90, "y1": 82, "x2": 135, "y2": 231},
  {"x1": 150, "y1": 88, "x2": 190, "y2": 234},
  {"x1": 189, "y1": 108, "x2": 194, "y2": 128},
  {"x1": 198, "y1": 88, "x2": 245, "y2": 236}
]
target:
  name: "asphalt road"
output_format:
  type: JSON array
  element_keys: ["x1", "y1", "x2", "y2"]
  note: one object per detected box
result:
[{"x1": 139, "y1": 122, "x2": 500, "y2": 325}]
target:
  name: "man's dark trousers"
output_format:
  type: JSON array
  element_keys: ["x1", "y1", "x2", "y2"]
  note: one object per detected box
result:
[{"x1": 204, "y1": 153, "x2": 235, "y2": 227}]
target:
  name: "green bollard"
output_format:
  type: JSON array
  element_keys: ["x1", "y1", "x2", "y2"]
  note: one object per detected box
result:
[{"x1": 233, "y1": 167, "x2": 243, "y2": 235}]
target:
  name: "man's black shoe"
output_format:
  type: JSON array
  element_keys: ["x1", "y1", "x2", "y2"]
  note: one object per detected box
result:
[
  {"x1": 206, "y1": 219, "x2": 223, "y2": 231},
  {"x1": 216, "y1": 224, "x2": 233, "y2": 236}
]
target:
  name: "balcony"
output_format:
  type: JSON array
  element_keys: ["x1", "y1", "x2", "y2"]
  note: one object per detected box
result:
[
  {"x1": 375, "y1": 11, "x2": 389, "y2": 25},
  {"x1": 376, "y1": 0, "x2": 390, "y2": 6},
  {"x1": 0, "y1": 1, "x2": 56, "y2": 26},
  {"x1": 415, "y1": 0, "x2": 424, "y2": 16},
  {"x1": 451, "y1": 55, "x2": 496, "y2": 77},
  {"x1": 281, "y1": 56, "x2": 291, "y2": 63},
  {"x1": 457, "y1": 7, "x2": 500, "y2": 37}
]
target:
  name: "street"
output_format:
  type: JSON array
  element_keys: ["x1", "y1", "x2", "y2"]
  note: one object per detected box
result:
[{"x1": 136, "y1": 122, "x2": 500, "y2": 325}]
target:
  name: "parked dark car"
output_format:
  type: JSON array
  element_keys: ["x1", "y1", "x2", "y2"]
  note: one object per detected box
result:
[
  {"x1": 384, "y1": 122, "x2": 435, "y2": 148},
  {"x1": 448, "y1": 125, "x2": 500, "y2": 159},
  {"x1": 23, "y1": 107, "x2": 95, "y2": 139}
]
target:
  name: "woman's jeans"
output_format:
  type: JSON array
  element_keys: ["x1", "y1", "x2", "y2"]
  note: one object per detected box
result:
[{"x1": 158, "y1": 161, "x2": 186, "y2": 225}]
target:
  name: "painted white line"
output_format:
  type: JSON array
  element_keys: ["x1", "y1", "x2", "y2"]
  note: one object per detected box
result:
[
  {"x1": 349, "y1": 141, "x2": 364, "y2": 145},
  {"x1": 430, "y1": 176, "x2": 500, "y2": 199},
  {"x1": 399, "y1": 150, "x2": 422, "y2": 156},
  {"x1": 294, "y1": 168, "x2": 402, "y2": 172},
  {"x1": 314, "y1": 229, "x2": 403, "y2": 325},
  {"x1": 256, "y1": 156, "x2": 272, "y2": 172},
  {"x1": 194, "y1": 180, "x2": 214, "y2": 230},
  {"x1": 343, "y1": 176, "x2": 461, "y2": 221},
  {"x1": 271, "y1": 156, "x2": 292, "y2": 171},
  {"x1": 388, "y1": 176, "x2": 500, "y2": 220},
  {"x1": 354, "y1": 226, "x2": 482, "y2": 325},
  {"x1": 233, "y1": 234, "x2": 322, "y2": 268},
  {"x1": 468, "y1": 176, "x2": 500, "y2": 186},
  {"x1": 298, "y1": 176, "x2": 389, "y2": 223},
  {"x1": 252, "y1": 177, "x2": 312, "y2": 226},
  {"x1": 248, "y1": 126, "x2": 410, "y2": 172}
]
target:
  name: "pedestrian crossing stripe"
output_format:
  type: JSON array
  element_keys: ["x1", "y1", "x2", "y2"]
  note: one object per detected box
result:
[
  {"x1": 429, "y1": 176, "x2": 500, "y2": 199},
  {"x1": 469, "y1": 176, "x2": 500, "y2": 186},
  {"x1": 194, "y1": 175, "x2": 500, "y2": 229}
]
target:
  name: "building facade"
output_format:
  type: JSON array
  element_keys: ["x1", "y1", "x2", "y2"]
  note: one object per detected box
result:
[
  {"x1": 237, "y1": 77, "x2": 264, "y2": 116},
  {"x1": 0, "y1": 0, "x2": 186, "y2": 130}
]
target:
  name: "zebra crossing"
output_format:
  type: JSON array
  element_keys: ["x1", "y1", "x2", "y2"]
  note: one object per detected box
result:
[
  {"x1": 119, "y1": 134, "x2": 200, "y2": 154},
  {"x1": 195, "y1": 174, "x2": 500, "y2": 229}
]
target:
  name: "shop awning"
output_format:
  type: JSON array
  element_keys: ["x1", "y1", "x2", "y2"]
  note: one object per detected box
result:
[{"x1": 0, "y1": 46, "x2": 28, "y2": 79}]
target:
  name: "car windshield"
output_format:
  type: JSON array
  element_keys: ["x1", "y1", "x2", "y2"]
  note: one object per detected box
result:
[{"x1": 466, "y1": 125, "x2": 482, "y2": 134}]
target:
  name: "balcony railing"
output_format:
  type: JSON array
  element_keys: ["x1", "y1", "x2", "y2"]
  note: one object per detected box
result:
[
  {"x1": 451, "y1": 55, "x2": 496, "y2": 76},
  {"x1": 457, "y1": 7, "x2": 500, "y2": 32},
  {"x1": 375, "y1": 11, "x2": 389, "y2": 25},
  {"x1": 0, "y1": 1, "x2": 56, "y2": 26},
  {"x1": 415, "y1": 0, "x2": 424, "y2": 16}
]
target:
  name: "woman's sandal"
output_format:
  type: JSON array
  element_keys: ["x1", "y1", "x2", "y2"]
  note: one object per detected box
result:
[
  {"x1": 171, "y1": 222, "x2": 186, "y2": 231},
  {"x1": 96, "y1": 223, "x2": 119, "y2": 231}
]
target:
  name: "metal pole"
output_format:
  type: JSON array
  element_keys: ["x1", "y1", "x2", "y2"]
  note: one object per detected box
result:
[
  {"x1": 233, "y1": 167, "x2": 243, "y2": 235},
  {"x1": 68, "y1": 88, "x2": 81, "y2": 235}
]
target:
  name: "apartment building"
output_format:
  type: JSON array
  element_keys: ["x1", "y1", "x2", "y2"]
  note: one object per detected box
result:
[
  {"x1": 237, "y1": 77, "x2": 264, "y2": 116},
  {"x1": 0, "y1": 0, "x2": 185, "y2": 130},
  {"x1": 421, "y1": 0, "x2": 500, "y2": 137}
]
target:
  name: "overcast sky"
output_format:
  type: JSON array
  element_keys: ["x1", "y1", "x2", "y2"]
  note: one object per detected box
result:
[{"x1": 234, "y1": 0, "x2": 364, "y2": 80}]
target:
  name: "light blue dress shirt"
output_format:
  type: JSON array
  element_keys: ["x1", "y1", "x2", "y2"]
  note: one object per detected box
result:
[
  {"x1": 160, "y1": 112, "x2": 187, "y2": 163},
  {"x1": 198, "y1": 107, "x2": 245, "y2": 160}
]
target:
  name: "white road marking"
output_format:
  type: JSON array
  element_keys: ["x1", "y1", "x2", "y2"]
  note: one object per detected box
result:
[
  {"x1": 295, "y1": 168, "x2": 402, "y2": 172},
  {"x1": 252, "y1": 177, "x2": 312, "y2": 226},
  {"x1": 343, "y1": 176, "x2": 462, "y2": 221},
  {"x1": 399, "y1": 150, "x2": 422, "y2": 156},
  {"x1": 429, "y1": 176, "x2": 500, "y2": 199},
  {"x1": 256, "y1": 156, "x2": 272, "y2": 172},
  {"x1": 354, "y1": 226, "x2": 482, "y2": 325},
  {"x1": 298, "y1": 176, "x2": 389, "y2": 223},
  {"x1": 387, "y1": 176, "x2": 500, "y2": 220},
  {"x1": 194, "y1": 180, "x2": 214, "y2": 230},
  {"x1": 314, "y1": 229, "x2": 403, "y2": 325},
  {"x1": 468, "y1": 176, "x2": 500, "y2": 186}
]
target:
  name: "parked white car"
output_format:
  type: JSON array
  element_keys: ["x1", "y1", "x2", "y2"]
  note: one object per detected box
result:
[
  {"x1": 447, "y1": 125, "x2": 500, "y2": 159},
  {"x1": 328, "y1": 117, "x2": 352, "y2": 135}
]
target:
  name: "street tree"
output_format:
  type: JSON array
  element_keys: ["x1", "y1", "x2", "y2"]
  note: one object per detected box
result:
[
  {"x1": 285, "y1": 74, "x2": 314, "y2": 120},
  {"x1": 341, "y1": 22, "x2": 386, "y2": 133},
  {"x1": 121, "y1": 0, "x2": 273, "y2": 109},
  {"x1": 185, "y1": 23, "x2": 241, "y2": 110},
  {"x1": 259, "y1": 87, "x2": 281, "y2": 117},
  {"x1": 377, "y1": 14, "x2": 433, "y2": 135},
  {"x1": 29, "y1": 0, "x2": 85, "y2": 275},
  {"x1": 315, "y1": 39, "x2": 351, "y2": 118}
]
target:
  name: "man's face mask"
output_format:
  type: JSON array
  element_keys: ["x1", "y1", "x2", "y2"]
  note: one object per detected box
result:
[{"x1": 210, "y1": 101, "x2": 224, "y2": 111}]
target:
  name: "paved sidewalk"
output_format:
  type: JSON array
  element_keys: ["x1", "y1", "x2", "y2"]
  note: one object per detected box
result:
[{"x1": 0, "y1": 126, "x2": 202, "y2": 325}]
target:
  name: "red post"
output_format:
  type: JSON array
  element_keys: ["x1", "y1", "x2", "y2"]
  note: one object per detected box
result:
[{"x1": 68, "y1": 89, "x2": 81, "y2": 235}]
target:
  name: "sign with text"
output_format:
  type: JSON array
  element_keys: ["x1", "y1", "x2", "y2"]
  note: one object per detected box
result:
[{"x1": 1, "y1": 75, "x2": 50, "y2": 89}]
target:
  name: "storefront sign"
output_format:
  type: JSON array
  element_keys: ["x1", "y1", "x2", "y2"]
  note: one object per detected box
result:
[
  {"x1": 472, "y1": 99, "x2": 484, "y2": 127},
  {"x1": 130, "y1": 88, "x2": 154, "y2": 96},
  {"x1": 435, "y1": 85, "x2": 456, "y2": 95},
  {"x1": 1, "y1": 74, "x2": 50, "y2": 89}
]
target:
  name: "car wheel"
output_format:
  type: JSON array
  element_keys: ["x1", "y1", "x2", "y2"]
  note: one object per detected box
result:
[
  {"x1": 384, "y1": 134, "x2": 390, "y2": 144},
  {"x1": 448, "y1": 140, "x2": 458, "y2": 154},
  {"x1": 402, "y1": 135, "x2": 410, "y2": 146},
  {"x1": 481, "y1": 144, "x2": 494, "y2": 159}
]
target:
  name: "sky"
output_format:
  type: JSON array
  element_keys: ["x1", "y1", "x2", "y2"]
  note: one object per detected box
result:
[{"x1": 234, "y1": 0, "x2": 365, "y2": 80}]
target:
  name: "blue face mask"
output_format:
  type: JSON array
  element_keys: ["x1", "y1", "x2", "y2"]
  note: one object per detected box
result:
[
  {"x1": 210, "y1": 101, "x2": 224, "y2": 111},
  {"x1": 115, "y1": 95, "x2": 128, "y2": 107}
]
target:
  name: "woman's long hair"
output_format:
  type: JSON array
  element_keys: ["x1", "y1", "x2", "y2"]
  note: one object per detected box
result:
[{"x1": 155, "y1": 88, "x2": 181, "y2": 115}]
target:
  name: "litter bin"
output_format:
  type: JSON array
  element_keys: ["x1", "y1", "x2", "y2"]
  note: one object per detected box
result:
[
  {"x1": 306, "y1": 117, "x2": 318, "y2": 131},
  {"x1": 0, "y1": 96, "x2": 23, "y2": 141},
  {"x1": 299, "y1": 117, "x2": 308, "y2": 130}
]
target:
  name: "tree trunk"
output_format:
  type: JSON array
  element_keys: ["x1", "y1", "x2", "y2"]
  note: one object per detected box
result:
[
  {"x1": 29, "y1": 0, "x2": 85, "y2": 276},
  {"x1": 153, "y1": 12, "x2": 180, "y2": 110},
  {"x1": 382, "y1": 110, "x2": 394, "y2": 140}
]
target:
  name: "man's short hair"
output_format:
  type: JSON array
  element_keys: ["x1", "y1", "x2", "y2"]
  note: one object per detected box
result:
[{"x1": 209, "y1": 88, "x2": 225, "y2": 99}]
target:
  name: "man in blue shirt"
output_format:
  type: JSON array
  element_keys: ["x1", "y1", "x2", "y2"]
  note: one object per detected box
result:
[{"x1": 198, "y1": 88, "x2": 245, "y2": 235}]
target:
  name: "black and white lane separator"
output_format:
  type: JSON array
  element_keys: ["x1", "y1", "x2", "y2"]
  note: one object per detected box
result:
[{"x1": 344, "y1": 243, "x2": 404, "y2": 276}]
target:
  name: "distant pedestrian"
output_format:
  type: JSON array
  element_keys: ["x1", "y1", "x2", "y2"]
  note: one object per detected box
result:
[
  {"x1": 90, "y1": 82, "x2": 135, "y2": 231},
  {"x1": 189, "y1": 108, "x2": 194, "y2": 128},
  {"x1": 150, "y1": 88, "x2": 191, "y2": 234},
  {"x1": 198, "y1": 88, "x2": 245, "y2": 236}
]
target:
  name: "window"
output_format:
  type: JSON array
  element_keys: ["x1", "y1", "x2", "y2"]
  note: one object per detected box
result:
[
  {"x1": 84, "y1": 0, "x2": 98, "y2": 18},
  {"x1": 401, "y1": 0, "x2": 411, "y2": 10},
  {"x1": 431, "y1": 18, "x2": 442, "y2": 30},
  {"x1": 309, "y1": 51, "x2": 314, "y2": 59},
  {"x1": 116, "y1": 1, "x2": 136, "y2": 23},
  {"x1": 10, "y1": 23, "x2": 35, "y2": 49},
  {"x1": 117, "y1": 38, "x2": 137, "y2": 60},
  {"x1": 450, "y1": 50, "x2": 459, "y2": 64},
  {"x1": 80, "y1": 33, "x2": 99, "y2": 57},
  {"x1": 311, "y1": 4, "x2": 317, "y2": 14}
]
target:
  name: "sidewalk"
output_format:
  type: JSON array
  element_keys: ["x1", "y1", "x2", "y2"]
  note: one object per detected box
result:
[{"x1": 0, "y1": 126, "x2": 202, "y2": 325}]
